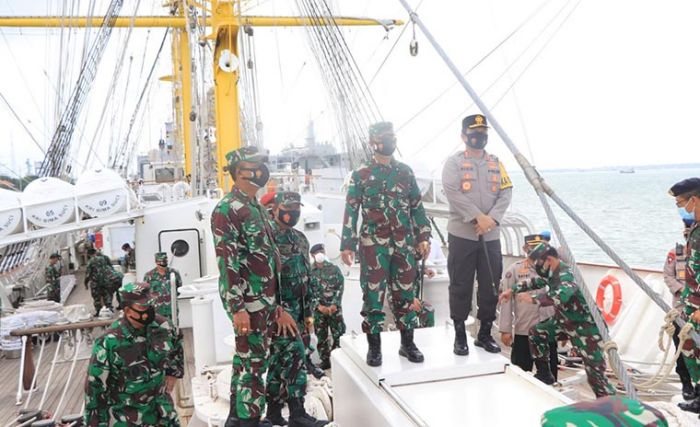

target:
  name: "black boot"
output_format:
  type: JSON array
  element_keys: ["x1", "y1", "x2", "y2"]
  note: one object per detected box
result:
[
  {"x1": 266, "y1": 401, "x2": 288, "y2": 426},
  {"x1": 682, "y1": 378, "x2": 697, "y2": 401},
  {"x1": 534, "y1": 359, "x2": 556, "y2": 385},
  {"x1": 453, "y1": 321, "x2": 469, "y2": 356},
  {"x1": 224, "y1": 397, "x2": 240, "y2": 427},
  {"x1": 474, "y1": 321, "x2": 501, "y2": 353},
  {"x1": 288, "y1": 398, "x2": 329, "y2": 427},
  {"x1": 306, "y1": 359, "x2": 325, "y2": 379},
  {"x1": 679, "y1": 395, "x2": 700, "y2": 413},
  {"x1": 366, "y1": 333, "x2": 382, "y2": 367},
  {"x1": 398, "y1": 329, "x2": 424, "y2": 363}
]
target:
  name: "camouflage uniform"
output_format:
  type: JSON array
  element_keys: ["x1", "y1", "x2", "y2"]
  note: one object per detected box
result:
[
  {"x1": 124, "y1": 248, "x2": 136, "y2": 271},
  {"x1": 512, "y1": 261, "x2": 616, "y2": 398},
  {"x1": 541, "y1": 396, "x2": 667, "y2": 427},
  {"x1": 413, "y1": 256, "x2": 435, "y2": 328},
  {"x1": 143, "y1": 253, "x2": 183, "y2": 319},
  {"x1": 681, "y1": 221, "x2": 700, "y2": 383},
  {"x1": 86, "y1": 255, "x2": 114, "y2": 312},
  {"x1": 340, "y1": 123, "x2": 431, "y2": 334},
  {"x1": 267, "y1": 192, "x2": 314, "y2": 405},
  {"x1": 45, "y1": 261, "x2": 61, "y2": 303},
  {"x1": 211, "y1": 147, "x2": 279, "y2": 421},
  {"x1": 310, "y1": 259, "x2": 346, "y2": 366},
  {"x1": 84, "y1": 283, "x2": 183, "y2": 426}
]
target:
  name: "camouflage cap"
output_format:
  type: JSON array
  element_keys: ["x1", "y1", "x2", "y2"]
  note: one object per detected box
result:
[
  {"x1": 224, "y1": 146, "x2": 267, "y2": 171},
  {"x1": 369, "y1": 121, "x2": 394, "y2": 140},
  {"x1": 274, "y1": 191, "x2": 304, "y2": 207},
  {"x1": 155, "y1": 252, "x2": 168, "y2": 262},
  {"x1": 118, "y1": 282, "x2": 152, "y2": 306}
]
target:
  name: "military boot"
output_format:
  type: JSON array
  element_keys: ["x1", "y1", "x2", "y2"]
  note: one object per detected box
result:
[
  {"x1": 224, "y1": 398, "x2": 240, "y2": 427},
  {"x1": 453, "y1": 321, "x2": 469, "y2": 356},
  {"x1": 679, "y1": 395, "x2": 700, "y2": 413},
  {"x1": 366, "y1": 333, "x2": 382, "y2": 367},
  {"x1": 265, "y1": 401, "x2": 288, "y2": 426},
  {"x1": 534, "y1": 359, "x2": 556, "y2": 385},
  {"x1": 288, "y1": 398, "x2": 329, "y2": 427},
  {"x1": 474, "y1": 321, "x2": 501, "y2": 353},
  {"x1": 306, "y1": 359, "x2": 325, "y2": 379},
  {"x1": 398, "y1": 329, "x2": 424, "y2": 363},
  {"x1": 681, "y1": 374, "x2": 697, "y2": 400}
]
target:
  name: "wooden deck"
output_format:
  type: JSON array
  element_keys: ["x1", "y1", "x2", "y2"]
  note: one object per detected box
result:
[{"x1": 0, "y1": 269, "x2": 197, "y2": 425}]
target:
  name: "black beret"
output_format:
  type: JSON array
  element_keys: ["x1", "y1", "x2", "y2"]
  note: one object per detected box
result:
[
  {"x1": 310, "y1": 243, "x2": 325, "y2": 254},
  {"x1": 669, "y1": 177, "x2": 700, "y2": 197}
]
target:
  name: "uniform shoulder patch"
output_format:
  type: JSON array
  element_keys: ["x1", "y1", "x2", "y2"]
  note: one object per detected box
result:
[{"x1": 499, "y1": 161, "x2": 513, "y2": 190}]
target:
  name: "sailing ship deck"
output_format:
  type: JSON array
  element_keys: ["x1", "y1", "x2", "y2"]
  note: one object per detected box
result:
[{"x1": 0, "y1": 269, "x2": 197, "y2": 425}]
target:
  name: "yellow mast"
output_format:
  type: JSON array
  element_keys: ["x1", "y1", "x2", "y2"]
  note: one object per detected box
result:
[{"x1": 0, "y1": 10, "x2": 401, "y2": 189}]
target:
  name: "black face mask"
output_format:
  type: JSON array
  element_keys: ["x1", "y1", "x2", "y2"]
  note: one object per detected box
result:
[
  {"x1": 156, "y1": 260, "x2": 168, "y2": 268},
  {"x1": 278, "y1": 209, "x2": 301, "y2": 227},
  {"x1": 239, "y1": 164, "x2": 270, "y2": 188},
  {"x1": 130, "y1": 306, "x2": 155, "y2": 326},
  {"x1": 374, "y1": 134, "x2": 397, "y2": 156},
  {"x1": 465, "y1": 132, "x2": 488, "y2": 149}
]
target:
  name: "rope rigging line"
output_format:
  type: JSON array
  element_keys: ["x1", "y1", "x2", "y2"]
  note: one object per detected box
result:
[
  {"x1": 396, "y1": 0, "x2": 647, "y2": 399},
  {"x1": 406, "y1": 0, "x2": 578, "y2": 162}
]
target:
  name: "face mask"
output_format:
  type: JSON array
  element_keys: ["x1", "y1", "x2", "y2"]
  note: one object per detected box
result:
[
  {"x1": 313, "y1": 253, "x2": 326, "y2": 264},
  {"x1": 465, "y1": 132, "x2": 488, "y2": 149},
  {"x1": 156, "y1": 261, "x2": 168, "y2": 268},
  {"x1": 239, "y1": 163, "x2": 270, "y2": 187},
  {"x1": 679, "y1": 198, "x2": 696, "y2": 221},
  {"x1": 278, "y1": 209, "x2": 300, "y2": 227},
  {"x1": 130, "y1": 306, "x2": 155, "y2": 326},
  {"x1": 374, "y1": 134, "x2": 397, "y2": 156}
]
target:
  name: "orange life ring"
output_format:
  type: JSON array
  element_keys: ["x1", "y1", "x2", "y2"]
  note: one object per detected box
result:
[{"x1": 596, "y1": 275, "x2": 622, "y2": 324}]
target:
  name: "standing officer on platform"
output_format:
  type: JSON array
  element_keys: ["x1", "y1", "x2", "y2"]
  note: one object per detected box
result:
[
  {"x1": 441, "y1": 114, "x2": 512, "y2": 355},
  {"x1": 211, "y1": 146, "x2": 296, "y2": 427},
  {"x1": 84, "y1": 282, "x2": 184, "y2": 426},
  {"x1": 309, "y1": 243, "x2": 346, "y2": 370},
  {"x1": 45, "y1": 253, "x2": 62, "y2": 303},
  {"x1": 669, "y1": 177, "x2": 700, "y2": 415},
  {"x1": 265, "y1": 192, "x2": 328, "y2": 427},
  {"x1": 85, "y1": 248, "x2": 114, "y2": 315},
  {"x1": 340, "y1": 121, "x2": 432, "y2": 367},
  {"x1": 663, "y1": 219, "x2": 696, "y2": 400},
  {"x1": 143, "y1": 252, "x2": 183, "y2": 319}
]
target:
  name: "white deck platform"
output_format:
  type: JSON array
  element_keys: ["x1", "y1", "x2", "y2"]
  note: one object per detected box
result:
[{"x1": 333, "y1": 326, "x2": 572, "y2": 426}]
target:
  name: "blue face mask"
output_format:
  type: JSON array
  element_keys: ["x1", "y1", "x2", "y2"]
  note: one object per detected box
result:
[{"x1": 679, "y1": 199, "x2": 695, "y2": 221}]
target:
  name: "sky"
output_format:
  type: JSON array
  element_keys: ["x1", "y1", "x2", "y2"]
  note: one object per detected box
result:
[{"x1": 0, "y1": 0, "x2": 699, "y2": 178}]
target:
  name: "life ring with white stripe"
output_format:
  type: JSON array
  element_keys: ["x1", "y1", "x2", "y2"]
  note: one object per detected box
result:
[{"x1": 596, "y1": 275, "x2": 622, "y2": 324}]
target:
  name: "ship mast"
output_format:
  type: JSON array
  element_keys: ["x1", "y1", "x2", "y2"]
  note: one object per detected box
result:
[{"x1": 0, "y1": 2, "x2": 401, "y2": 191}]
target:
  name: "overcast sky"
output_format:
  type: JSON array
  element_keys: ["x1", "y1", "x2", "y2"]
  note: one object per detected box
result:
[{"x1": 0, "y1": 0, "x2": 699, "y2": 178}]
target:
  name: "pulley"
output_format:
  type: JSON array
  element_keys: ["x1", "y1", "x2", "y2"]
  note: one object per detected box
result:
[{"x1": 409, "y1": 19, "x2": 419, "y2": 56}]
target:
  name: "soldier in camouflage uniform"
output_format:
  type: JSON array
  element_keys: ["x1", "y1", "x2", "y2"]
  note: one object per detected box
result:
[
  {"x1": 340, "y1": 121, "x2": 432, "y2": 367},
  {"x1": 85, "y1": 248, "x2": 114, "y2": 314},
  {"x1": 45, "y1": 253, "x2": 62, "y2": 303},
  {"x1": 84, "y1": 282, "x2": 184, "y2": 426},
  {"x1": 143, "y1": 252, "x2": 182, "y2": 319},
  {"x1": 669, "y1": 178, "x2": 700, "y2": 415},
  {"x1": 264, "y1": 192, "x2": 328, "y2": 427},
  {"x1": 541, "y1": 396, "x2": 667, "y2": 427},
  {"x1": 122, "y1": 243, "x2": 136, "y2": 271},
  {"x1": 211, "y1": 146, "x2": 297, "y2": 427},
  {"x1": 309, "y1": 243, "x2": 346, "y2": 370},
  {"x1": 499, "y1": 243, "x2": 616, "y2": 398}
]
